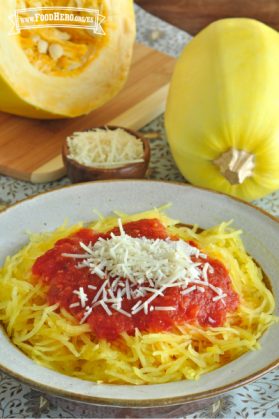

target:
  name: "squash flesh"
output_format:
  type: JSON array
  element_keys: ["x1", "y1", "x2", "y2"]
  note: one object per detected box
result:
[
  {"x1": 0, "y1": 0, "x2": 135, "y2": 118},
  {"x1": 18, "y1": 0, "x2": 107, "y2": 77},
  {"x1": 165, "y1": 19, "x2": 279, "y2": 201}
]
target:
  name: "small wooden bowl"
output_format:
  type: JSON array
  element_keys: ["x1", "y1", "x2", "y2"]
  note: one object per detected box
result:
[{"x1": 62, "y1": 126, "x2": 150, "y2": 184}]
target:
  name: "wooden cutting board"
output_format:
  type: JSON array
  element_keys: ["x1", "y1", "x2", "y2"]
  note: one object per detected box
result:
[{"x1": 0, "y1": 43, "x2": 176, "y2": 183}]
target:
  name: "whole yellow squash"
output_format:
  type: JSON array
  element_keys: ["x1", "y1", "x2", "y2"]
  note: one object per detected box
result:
[
  {"x1": 165, "y1": 18, "x2": 279, "y2": 201},
  {"x1": 0, "y1": 0, "x2": 135, "y2": 118}
]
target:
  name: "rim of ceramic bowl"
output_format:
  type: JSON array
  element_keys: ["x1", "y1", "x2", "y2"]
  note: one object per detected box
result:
[
  {"x1": 63, "y1": 126, "x2": 150, "y2": 173},
  {"x1": 0, "y1": 179, "x2": 279, "y2": 408}
]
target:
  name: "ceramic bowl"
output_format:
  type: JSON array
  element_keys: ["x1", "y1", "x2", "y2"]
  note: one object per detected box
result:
[
  {"x1": 62, "y1": 126, "x2": 150, "y2": 183},
  {"x1": 0, "y1": 181, "x2": 279, "y2": 416}
]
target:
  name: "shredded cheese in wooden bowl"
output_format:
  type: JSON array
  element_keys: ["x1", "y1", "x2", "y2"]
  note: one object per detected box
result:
[
  {"x1": 67, "y1": 127, "x2": 145, "y2": 169},
  {"x1": 62, "y1": 126, "x2": 150, "y2": 183}
]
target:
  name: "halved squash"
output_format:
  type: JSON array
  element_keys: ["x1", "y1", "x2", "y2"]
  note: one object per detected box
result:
[{"x1": 0, "y1": 1, "x2": 135, "y2": 118}]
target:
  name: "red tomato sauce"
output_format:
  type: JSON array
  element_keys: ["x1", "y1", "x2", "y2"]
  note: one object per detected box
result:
[{"x1": 32, "y1": 219, "x2": 239, "y2": 341}]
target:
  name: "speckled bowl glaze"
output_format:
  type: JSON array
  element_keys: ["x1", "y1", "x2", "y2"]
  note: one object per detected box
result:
[{"x1": 0, "y1": 180, "x2": 279, "y2": 416}]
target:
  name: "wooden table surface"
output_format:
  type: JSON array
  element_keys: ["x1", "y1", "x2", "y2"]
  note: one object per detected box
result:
[{"x1": 135, "y1": 0, "x2": 279, "y2": 36}]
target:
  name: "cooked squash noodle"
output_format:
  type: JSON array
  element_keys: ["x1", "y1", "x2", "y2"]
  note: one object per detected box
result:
[{"x1": 0, "y1": 207, "x2": 278, "y2": 384}]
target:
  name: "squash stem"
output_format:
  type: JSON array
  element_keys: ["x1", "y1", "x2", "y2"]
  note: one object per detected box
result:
[{"x1": 213, "y1": 148, "x2": 255, "y2": 185}]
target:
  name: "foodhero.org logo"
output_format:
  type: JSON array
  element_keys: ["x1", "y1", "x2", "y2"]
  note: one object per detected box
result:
[{"x1": 9, "y1": 6, "x2": 105, "y2": 35}]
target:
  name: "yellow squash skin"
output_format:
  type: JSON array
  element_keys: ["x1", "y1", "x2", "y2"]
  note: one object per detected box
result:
[
  {"x1": 165, "y1": 18, "x2": 279, "y2": 201},
  {"x1": 0, "y1": 1, "x2": 135, "y2": 119}
]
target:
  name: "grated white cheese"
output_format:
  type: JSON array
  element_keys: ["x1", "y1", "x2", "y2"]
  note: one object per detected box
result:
[
  {"x1": 202, "y1": 263, "x2": 209, "y2": 283},
  {"x1": 65, "y1": 219, "x2": 227, "y2": 321},
  {"x1": 111, "y1": 305, "x2": 132, "y2": 317},
  {"x1": 80, "y1": 307, "x2": 92, "y2": 324},
  {"x1": 66, "y1": 128, "x2": 145, "y2": 169},
  {"x1": 92, "y1": 280, "x2": 108, "y2": 303},
  {"x1": 126, "y1": 279, "x2": 131, "y2": 300},
  {"x1": 180, "y1": 285, "x2": 197, "y2": 295},
  {"x1": 144, "y1": 301, "x2": 148, "y2": 315},
  {"x1": 155, "y1": 307, "x2": 176, "y2": 311},
  {"x1": 73, "y1": 287, "x2": 88, "y2": 308},
  {"x1": 209, "y1": 284, "x2": 222, "y2": 294},
  {"x1": 100, "y1": 300, "x2": 112, "y2": 315},
  {"x1": 69, "y1": 302, "x2": 80, "y2": 308},
  {"x1": 108, "y1": 288, "x2": 115, "y2": 299},
  {"x1": 62, "y1": 253, "x2": 90, "y2": 258},
  {"x1": 212, "y1": 293, "x2": 227, "y2": 302},
  {"x1": 76, "y1": 231, "x2": 203, "y2": 289},
  {"x1": 131, "y1": 300, "x2": 142, "y2": 312}
]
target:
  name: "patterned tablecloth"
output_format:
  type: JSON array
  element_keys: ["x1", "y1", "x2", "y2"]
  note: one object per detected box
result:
[{"x1": 1, "y1": 5, "x2": 279, "y2": 419}]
